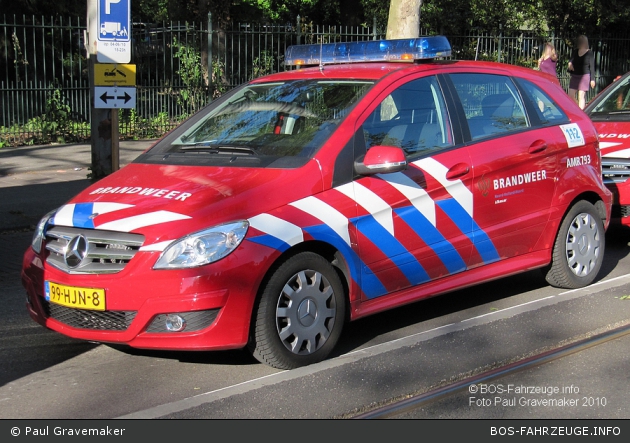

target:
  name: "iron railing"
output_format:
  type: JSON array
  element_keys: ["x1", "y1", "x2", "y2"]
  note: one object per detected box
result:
[{"x1": 2, "y1": 14, "x2": 630, "y2": 147}]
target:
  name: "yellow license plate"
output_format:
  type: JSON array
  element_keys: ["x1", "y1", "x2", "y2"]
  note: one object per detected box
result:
[{"x1": 45, "y1": 281, "x2": 106, "y2": 311}]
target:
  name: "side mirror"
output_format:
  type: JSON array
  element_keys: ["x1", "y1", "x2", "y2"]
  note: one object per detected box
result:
[{"x1": 354, "y1": 145, "x2": 408, "y2": 176}]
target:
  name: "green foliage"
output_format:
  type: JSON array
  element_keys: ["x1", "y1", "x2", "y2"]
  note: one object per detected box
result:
[
  {"x1": 250, "y1": 50, "x2": 282, "y2": 80},
  {"x1": 133, "y1": 0, "x2": 170, "y2": 22},
  {"x1": 211, "y1": 57, "x2": 228, "y2": 99},
  {"x1": 41, "y1": 84, "x2": 73, "y2": 143},
  {"x1": 173, "y1": 37, "x2": 206, "y2": 113},
  {"x1": 120, "y1": 109, "x2": 182, "y2": 140}
]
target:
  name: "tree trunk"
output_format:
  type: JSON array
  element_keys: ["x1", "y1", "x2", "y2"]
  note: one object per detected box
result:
[{"x1": 386, "y1": 0, "x2": 422, "y2": 39}]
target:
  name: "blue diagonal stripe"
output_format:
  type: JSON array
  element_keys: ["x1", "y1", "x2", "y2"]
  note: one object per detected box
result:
[
  {"x1": 351, "y1": 215, "x2": 430, "y2": 287},
  {"x1": 72, "y1": 203, "x2": 96, "y2": 229},
  {"x1": 436, "y1": 199, "x2": 500, "y2": 263},
  {"x1": 394, "y1": 206, "x2": 466, "y2": 274},
  {"x1": 248, "y1": 224, "x2": 388, "y2": 300},
  {"x1": 247, "y1": 235, "x2": 291, "y2": 253},
  {"x1": 303, "y1": 224, "x2": 387, "y2": 299}
]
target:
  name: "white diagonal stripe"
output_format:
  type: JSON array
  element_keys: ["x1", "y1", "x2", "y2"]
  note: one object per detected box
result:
[
  {"x1": 52, "y1": 204, "x2": 76, "y2": 226},
  {"x1": 599, "y1": 142, "x2": 622, "y2": 150},
  {"x1": 603, "y1": 147, "x2": 630, "y2": 158},
  {"x1": 335, "y1": 182, "x2": 394, "y2": 236},
  {"x1": 97, "y1": 211, "x2": 191, "y2": 232},
  {"x1": 249, "y1": 213, "x2": 304, "y2": 246},
  {"x1": 290, "y1": 196, "x2": 351, "y2": 246},
  {"x1": 92, "y1": 202, "x2": 134, "y2": 214},
  {"x1": 413, "y1": 157, "x2": 473, "y2": 217},
  {"x1": 379, "y1": 172, "x2": 436, "y2": 227}
]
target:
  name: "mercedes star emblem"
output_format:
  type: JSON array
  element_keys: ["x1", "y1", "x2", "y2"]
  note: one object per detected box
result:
[{"x1": 64, "y1": 235, "x2": 88, "y2": 268}]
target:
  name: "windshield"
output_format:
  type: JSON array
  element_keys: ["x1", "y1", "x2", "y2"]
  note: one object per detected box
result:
[
  {"x1": 137, "y1": 80, "x2": 373, "y2": 168},
  {"x1": 588, "y1": 75, "x2": 630, "y2": 118}
]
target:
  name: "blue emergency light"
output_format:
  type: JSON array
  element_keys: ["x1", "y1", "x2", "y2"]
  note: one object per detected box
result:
[{"x1": 284, "y1": 36, "x2": 451, "y2": 66}]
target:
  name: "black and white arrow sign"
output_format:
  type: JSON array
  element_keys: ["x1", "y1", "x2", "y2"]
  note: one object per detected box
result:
[
  {"x1": 100, "y1": 90, "x2": 132, "y2": 104},
  {"x1": 95, "y1": 86, "x2": 136, "y2": 109}
]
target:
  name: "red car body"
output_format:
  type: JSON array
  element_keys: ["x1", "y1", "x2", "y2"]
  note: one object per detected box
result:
[{"x1": 22, "y1": 39, "x2": 613, "y2": 368}]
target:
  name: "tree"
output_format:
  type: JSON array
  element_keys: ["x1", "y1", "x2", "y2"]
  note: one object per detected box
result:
[{"x1": 386, "y1": 0, "x2": 421, "y2": 39}]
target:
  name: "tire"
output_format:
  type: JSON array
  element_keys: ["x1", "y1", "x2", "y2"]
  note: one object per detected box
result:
[
  {"x1": 249, "y1": 252, "x2": 346, "y2": 369},
  {"x1": 545, "y1": 201, "x2": 605, "y2": 289}
]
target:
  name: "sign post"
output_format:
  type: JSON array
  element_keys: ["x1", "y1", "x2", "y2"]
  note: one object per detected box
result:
[{"x1": 87, "y1": 0, "x2": 133, "y2": 178}]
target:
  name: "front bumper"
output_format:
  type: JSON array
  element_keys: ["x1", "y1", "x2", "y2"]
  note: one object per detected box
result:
[
  {"x1": 21, "y1": 240, "x2": 276, "y2": 351},
  {"x1": 604, "y1": 181, "x2": 630, "y2": 227},
  {"x1": 603, "y1": 157, "x2": 630, "y2": 227}
]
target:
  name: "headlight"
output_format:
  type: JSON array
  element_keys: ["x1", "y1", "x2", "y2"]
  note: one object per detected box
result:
[
  {"x1": 154, "y1": 221, "x2": 249, "y2": 269},
  {"x1": 31, "y1": 210, "x2": 57, "y2": 254}
]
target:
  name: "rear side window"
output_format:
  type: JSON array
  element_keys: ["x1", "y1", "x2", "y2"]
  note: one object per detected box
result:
[
  {"x1": 450, "y1": 73, "x2": 529, "y2": 140},
  {"x1": 516, "y1": 79, "x2": 569, "y2": 125}
]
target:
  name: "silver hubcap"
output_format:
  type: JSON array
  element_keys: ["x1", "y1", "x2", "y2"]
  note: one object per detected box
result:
[
  {"x1": 565, "y1": 212, "x2": 601, "y2": 277},
  {"x1": 276, "y1": 269, "x2": 336, "y2": 355}
]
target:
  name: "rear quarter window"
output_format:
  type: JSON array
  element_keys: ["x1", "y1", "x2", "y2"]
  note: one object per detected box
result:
[
  {"x1": 449, "y1": 73, "x2": 529, "y2": 140},
  {"x1": 515, "y1": 78, "x2": 569, "y2": 126}
]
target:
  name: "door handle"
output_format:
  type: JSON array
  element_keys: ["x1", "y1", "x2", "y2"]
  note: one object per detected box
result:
[
  {"x1": 529, "y1": 139, "x2": 548, "y2": 154},
  {"x1": 446, "y1": 162, "x2": 471, "y2": 180}
]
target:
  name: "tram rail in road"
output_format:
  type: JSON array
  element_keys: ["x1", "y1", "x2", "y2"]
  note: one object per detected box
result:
[{"x1": 352, "y1": 321, "x2": 630, "y2": 419}]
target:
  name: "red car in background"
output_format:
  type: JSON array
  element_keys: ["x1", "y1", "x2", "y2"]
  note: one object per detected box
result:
[{"x1": 585, "y1": 72, "x2": 630, "y2": 226}]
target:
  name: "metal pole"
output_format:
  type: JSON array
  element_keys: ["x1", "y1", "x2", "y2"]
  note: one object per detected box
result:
[
  {"x1": 111, "y1": 109, "x2": 119, "y2": 171},
  {"x1": 373, "y1": 15, "x2": 377, "y2": 40},
  {"x1": 207, "y1": 12, "x2": 212, "y2": 101},
  {"x1": 497, "y1": 24, "x2": 503, "y2": 63},
  {"x1": 87, "y1": 0, "x2": 112, "y2": 179},
  {"x1": 297, "y1": 15, "x2": 301, "y2": 46}
]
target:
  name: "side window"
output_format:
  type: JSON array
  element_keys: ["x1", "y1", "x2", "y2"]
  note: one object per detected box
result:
[
  {"x1": 361, "y1": 76, "x2": 454, "y2": 157},
  {"x1": 450, "y1": 73, "x2": 529, "y2": 140},
  {"x1": 516, "y1": 79, "x2": 569, "y2": 125}
]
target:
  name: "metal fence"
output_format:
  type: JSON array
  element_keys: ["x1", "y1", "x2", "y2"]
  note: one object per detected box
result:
[{"x1": 2, "y1": 14, "x2": 630, "y2": 147}]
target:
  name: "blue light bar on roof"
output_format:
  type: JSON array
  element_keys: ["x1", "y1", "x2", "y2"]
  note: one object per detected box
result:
[{"x1": 284, "y1": 36, "x2": 451, "y2": 66}]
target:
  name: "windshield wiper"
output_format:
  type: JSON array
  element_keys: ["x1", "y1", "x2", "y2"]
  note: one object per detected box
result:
[{"x1": 178, "y1": 143, "x2": 256, "y2": 155}]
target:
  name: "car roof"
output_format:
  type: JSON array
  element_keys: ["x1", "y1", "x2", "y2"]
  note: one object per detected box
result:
[{"x1": 249, "y1": 60, "x2": 561, "y2": 85}]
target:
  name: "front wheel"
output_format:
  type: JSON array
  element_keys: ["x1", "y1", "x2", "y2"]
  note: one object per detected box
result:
[
  {"x1": 249, "y1": 252, "x2": 346, "y2": 369},
  {"x1": 545, "y1": 201, "x2": 605, "y2": 289}
]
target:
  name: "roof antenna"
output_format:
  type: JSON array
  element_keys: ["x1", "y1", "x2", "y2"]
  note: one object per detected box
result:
[{"x1": 319, "y1": 37, "x2": 324, "y2": 72}]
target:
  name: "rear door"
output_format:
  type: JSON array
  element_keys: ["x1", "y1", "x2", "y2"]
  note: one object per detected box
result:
[{"x1": 446, "y1": 73, "x2": 564, "y2": 267}]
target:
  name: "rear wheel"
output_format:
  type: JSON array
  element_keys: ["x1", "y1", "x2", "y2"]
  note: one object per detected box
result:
[
  {"x1": 249, "y1": 252, "x2": 346, "y2": 369},
  {"x1": 545, "y1": 201, "x2": 605, "y2": 289}
]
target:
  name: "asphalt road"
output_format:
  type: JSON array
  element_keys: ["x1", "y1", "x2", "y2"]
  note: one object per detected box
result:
[
  {"x1": 1, "y1": 224, "x2": 629, "y2": 419},
  {"x1": 1, "y1": 142, "x2": 629, "y2": 419}
]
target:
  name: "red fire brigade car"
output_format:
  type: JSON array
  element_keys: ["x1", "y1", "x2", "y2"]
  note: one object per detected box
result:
[
  {"x1": 22, "y1": 37, "x2": 612, "y2": 369},
  {"x1": 585, "y1": 71, "x2": 630, "y2": 227}
]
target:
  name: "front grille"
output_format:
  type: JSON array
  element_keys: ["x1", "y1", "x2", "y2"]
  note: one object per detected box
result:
[
  {"x1": 602, "y1": 158, "x2": 630, "y2": 185},
  {"x1": 42, "y1": 299, "x2": 137, "y2": 331},
  {"x1": 45, "y1": 226, "x2": 144, "y2": 274},
  {"x1": 146, "y1": 310, "x2": 220, "y2": 333},
  {"x1": 612, "y1": 205, "x2": 630, "y2": 218}
]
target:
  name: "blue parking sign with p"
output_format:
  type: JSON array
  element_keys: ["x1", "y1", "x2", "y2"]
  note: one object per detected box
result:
[{"x1": 98, "y1": 0, "x2": 131, "y2": 42}]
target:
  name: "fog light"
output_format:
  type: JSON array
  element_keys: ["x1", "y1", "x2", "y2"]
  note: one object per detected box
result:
[{"x1": 165, "y1": 314, "x2": 186, "y2": 332}]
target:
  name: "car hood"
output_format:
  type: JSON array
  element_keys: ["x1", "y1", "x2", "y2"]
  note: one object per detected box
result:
[
  {"x1": 50, "y1": 162, "x2": 324, "y2": 247},
  {"x1": 593, "y1": 121, "x2": 630, "y2": 159}
]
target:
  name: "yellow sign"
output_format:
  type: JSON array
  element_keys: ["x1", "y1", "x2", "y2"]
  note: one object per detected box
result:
[{"x1": 94, "y1": 64, "x2": 136, "y2": 86}]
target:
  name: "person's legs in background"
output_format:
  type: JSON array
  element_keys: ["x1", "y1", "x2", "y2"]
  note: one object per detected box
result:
[
  {"x1": 577, "y1": 90, "x2": 587, "y2": 109},
  {"x1": 569, "y1": 88, "x2": 579, "y2": 106}
]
